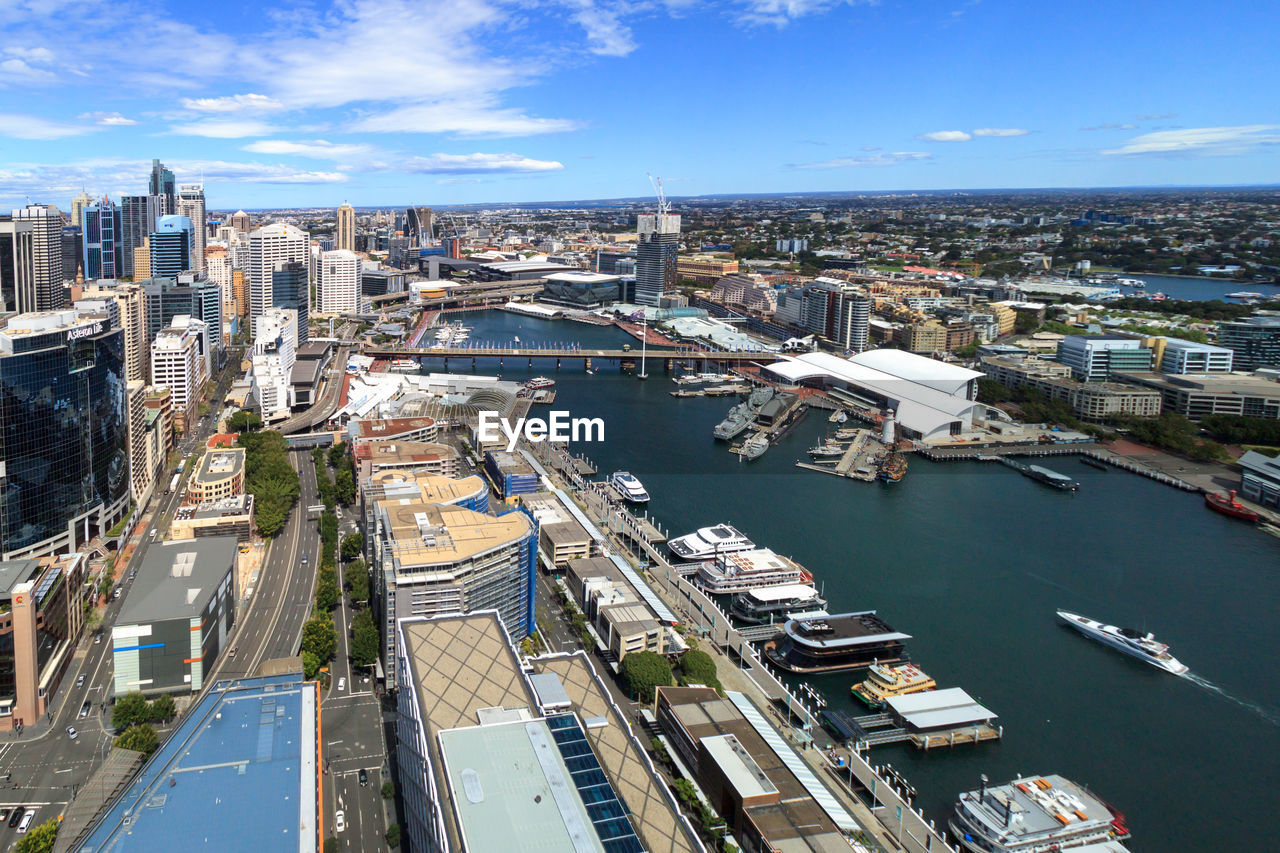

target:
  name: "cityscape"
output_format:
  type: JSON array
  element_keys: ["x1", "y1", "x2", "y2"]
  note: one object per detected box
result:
[{"x1": 0, "y1": 2, "x2": 1278, "y2": 852}]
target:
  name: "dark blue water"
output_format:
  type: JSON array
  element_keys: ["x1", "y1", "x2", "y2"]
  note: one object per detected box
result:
[
  {"x1": 444, "y1": 310, "x2": 1280, "y2": 852},
  {"x1": 1117, "y1": 273, "x2": 1280, "y2": 302}
]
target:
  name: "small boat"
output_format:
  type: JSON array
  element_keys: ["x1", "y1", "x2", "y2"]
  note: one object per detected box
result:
[
  {"x1": 808, "y1": 443, "x2": 846, "y2": 459},
  {"x1": 835, "y1": 411, "x2": 848, "y2": 423},
  {"x1": 1227, "y1": 291, "x2": 1264, "y2": 299},
  {"x1": 669, "y1": 524, "x2": 755, "y2": 561},
  {"x1": 609, "y1": 471, "x2": 650, "y2": 503},
  {"x1": 1057, "y1": 610, "x2": 1189, "y2": 675},
  {"x1": 1079, "y1": 456, "x2": 1109, "y2": 471},
  {"x1": 1117, "y1": 277, "x2": 1146, "y2": 289},
  {"x1": 834, "y1": 428, "x2": 861, "y2": 440},
  {"x1": 1204, "y1": 490, "x2": 1260, "y2": 522},
  {"x1": 526, "y1": 376, "x2": 556, "y2": 390}
]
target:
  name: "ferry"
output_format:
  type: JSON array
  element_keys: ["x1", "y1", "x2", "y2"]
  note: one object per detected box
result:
[
  {"x1": 526, "y1": 376, "x2": 556, "y2": 391},
  {"x1": 729, "y1": 583, "x2": 827, "y2": 624},
  {"x1": 949, "y1": 774, "x2": 1132, "y2": 853},
  {"x1": 608, "y1": 471, "x2": 650, "y2": 504},
  {"x1": 668, "y1": 523, "x2": 755, "y2": 560},
  {"x1": 696, "y1": 548, "x2": 811, "y2": 594},
  {"x1": 1227, "y1": 291, "x2": 1264, "y2": 299},
  {"x1": 851, "y1": 663, "x2": 936, "y2": 709},
  {"x1": 1057, "y1": 610, "x2": 1189, "y2": 675},
  {"x1": 1204, "y1": 490, "x2": 1260, "y2": 522},
  {"x1": 1116, "y1": 277, "x2": 1146, "y2": 289},
  {"x1": 764, "y1": 611, "x2": 910, "y2": 674}
]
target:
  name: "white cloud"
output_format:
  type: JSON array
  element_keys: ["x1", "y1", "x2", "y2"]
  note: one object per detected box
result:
[
  {"x1": 918, "y1": 130, "x2": 971, "y2": 142},
  {"x1": 180, "y1": 93, "x2": 284, "y2": 113},
  {"x1": 0, "y1": 112, "x2": 95, "y2": 139},
  {"x1": 0, "y1": 58, "x2": 55, "y2": 82},
  {"x1": 170, "y1": 119, "x2": 279, "y2": 138},
  {"x1": 736, "y1": 0, "x2": 866, "y2": 27},
  {"x1": 350, "y1": 100, "x2": 579, "y2": 138},
  {"x1": 5, "y1": 46, "x2": 54, "y2": 63},
  {"x1": 795, "y1": 151, "x2": 933, "y2": 168},
  {"x1": 0, "y1": 158, "x2": 346, "y2": 201},
  {"x1": 242, "y1": 139, "x2": 374, "y2": 159},
  {"x1": 972, "y1": 127, "x2": 1029, "y2": 137},
  {"x1": 1081, "y1": 123, "x2": 1137, "y2": 131},
  {"x1": 399, "y1": 153, "x2": 565, "y2": 174},
  {"x1": 79, "y1": 111, "x2": 137, "y2": 126},
  {"x1": 566, "y1": 1, "x2": 637, "y2": 56},
  {"x1": 1103, "y1": 125, "x2": 1280, "y2": 157},
  {"x1": 1137, "y1": 113, "x2": 1176, "y2": 121}
]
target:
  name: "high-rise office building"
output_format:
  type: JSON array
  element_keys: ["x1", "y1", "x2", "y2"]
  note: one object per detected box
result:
[
  {"x1": 61, "y1": 227, "x2": 81, "y2": 283},
  {"x1": 248, "y1": 224, "x2": 308, "y2": 320},
  {"x1": 0, "y1": 310, "x2": 129, "y2": 558},
  {"x1": 405, "y1": 206, "x2": 432, "y2": 246},
  {"x1": 151, "y1": 317, "x2": 207, "y2": 429},
  {"x1": 149, "y1": 215, "x2": 194, "y2": 279},
  {"x1": 142, "y1": 275, "x2": 223, "y2": 350},
  {"x1": 336, "y1": 202, "x2": 356, "y2": 252},
  {"x1": 81, "y1": 198, "x2": 125, "y2": 280},
  {"x1": 228, "y1": 210, "x2": 251, "y2": 234},
  {"x1": 316, "y1": 249, "x2": 360, "y2": 314},
  {"x1": 11, "y1": 205, "x2": 65, "y2": 311},
  {"x1": 635, "y1": 212, "x2": 680, "y2": 306},
  {"x1": 205, "y1": 244, "x2": 233, "y2": 307},
  {"x1": 70, "y1": 191, "x2": 93, "y2": 233},
  {"x1": 251, "y1": 307, "x2": 298, "y2": 421},
  {"x1": 149, "y1": 158, "x2": 175, "y2": 213},
  {"x1": 271, "y1": 261, "x2": 309, "y2": 344},
  {"x1": 1056, "y1": 335, "x2": 1153, "y2": 382},
  {"x1": 80, "y1": 283, "x2": 149, "y2": 383},
  {"x1": 176, "y1": 184, "x2": 206, "y2": 273},
  {"x1": 0, "y1": 215, "x2": 34, "y2": 314},
  {"x1": 120, "y1": 195, "x2": 161, "y2": 278},
  {"x1": 1217, "y1": 315, "x2": 1280, "y2": 371}
]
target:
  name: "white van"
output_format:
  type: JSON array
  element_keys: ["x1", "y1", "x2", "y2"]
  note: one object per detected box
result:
[{"x1": 16, "y1": 809, "x2": 34, "y2": 833}]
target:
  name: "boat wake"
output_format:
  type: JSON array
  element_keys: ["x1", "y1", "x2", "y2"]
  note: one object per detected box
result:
[{"x1": 1181, "y1": 672, "x2": 1280, "y2": 727}]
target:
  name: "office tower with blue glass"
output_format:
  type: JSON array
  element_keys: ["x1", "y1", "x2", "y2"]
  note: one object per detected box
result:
[{"x1": 149, "y1": 215, "x2": 194, "y2": 279}]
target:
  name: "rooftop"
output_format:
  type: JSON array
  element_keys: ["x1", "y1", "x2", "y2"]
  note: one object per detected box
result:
[
  {"x1": 364, "y1": 469, "x2": 486, "y2": 505},
  {"x1": 116, "y1": 537, "x2": 237, "y2": 625},
  {"x1": 74, "y1": 673, "x2": 318, "y2": 852},
  {"x1": 784, "y1": 611, "x2": 911, "y2": 649},
  {"x1": 193, "y1": 447, "x2": 245, "y2": 483},
  {"x1": 380, "y1": 501, "x2": 530, "y2": 567}
]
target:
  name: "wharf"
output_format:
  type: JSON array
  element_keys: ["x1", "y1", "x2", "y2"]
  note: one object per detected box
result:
[
  {"x1": 917, "y1": 440, "x2": 1200, "y2": 491},
  {"x1": 794, "y1": 431, "x2": 882, "y2": 482}
]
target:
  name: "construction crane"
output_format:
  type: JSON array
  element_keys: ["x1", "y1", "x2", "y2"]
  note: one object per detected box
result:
[{"x1": 646, "y1": 172, "x2": 669, "y2": 216}]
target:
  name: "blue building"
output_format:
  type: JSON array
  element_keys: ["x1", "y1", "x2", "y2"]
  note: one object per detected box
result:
[
  {"x1": 484, "y1": 450, "x2": 540, "y2": 501},
  {"x1": 149, "y1": 214, "x2": 194, "y2": 279},
  {"x1": 81, "y1": 199, "x2": 124, "y2": 280},
  {"x1": 271, "y1": 261, "x2": 309, "y2": 344}
]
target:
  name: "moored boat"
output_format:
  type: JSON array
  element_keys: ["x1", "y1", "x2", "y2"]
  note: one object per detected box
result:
[
  {"x1": 608, "y1": 470, "x2": 650, "y2": 503},
  {"x1": 668, "y1": 523, "x2": 754, "y2": 560},
  {"x1": 851, "y1": 663, "x2": 936, "y2": 708},
  {"x1": 730, "y1": 583, "x2": 826, "y2": 624},
  {"x1": 1204, "y1": 489, "x2": 1259, "y2": 522}
]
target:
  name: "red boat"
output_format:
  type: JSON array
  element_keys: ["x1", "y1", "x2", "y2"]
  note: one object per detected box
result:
[{"x1": 1204, "y1": 490, "x2": 1260, "y2": 522}]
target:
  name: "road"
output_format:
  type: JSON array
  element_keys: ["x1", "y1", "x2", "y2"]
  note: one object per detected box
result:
[{"x1": 277, "y1": 326, "x2": 354, "y2": 434}]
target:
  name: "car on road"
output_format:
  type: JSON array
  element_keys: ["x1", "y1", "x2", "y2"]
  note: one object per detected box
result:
[
  {"x1": 16, "y1": 810, "x2": 33, "y2": 833},
  {"x1": 302, "y1": 553, "x2": 309, "y2": 565},
  {"x1": 76, "y1": 673, "x2": 85, "y2": 687},
  {"x1": 334, "y1": 811, "x2": 346, "y2": 833},
  {"x1": 0, "y1": 808, "x2": 10, "y2": 822},
  {"x1": 359, "y1": 768, "x2": 368, "y2": 787},
  {"x1": 337, "y1": 678, "x2": 345, "y2": 692},
  {"x1": 79, "y1": 701, "x2": 90, "y2": 719},
  {"x1": 9, "y1": 808, "x2": 23, "y2": 827},
  {"x1": 67, "y1": 726, "x2": 78, "y2": 740},
  {"x1": 95, "y1": 633, "x2": 102, "y2": 644}
]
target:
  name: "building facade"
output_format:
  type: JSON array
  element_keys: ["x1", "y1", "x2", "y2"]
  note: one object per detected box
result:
[
  {"x1": 249, "y1": 224, "x2": 308, "y2": 320},
  {"x1": 11, "y1": 205, "x2": 64, "y2": 311},
  {"x1": 316, "y1": 249, "x2": 360, "y2": 314},
  {"x1": 81, "y1": 199, "x2": 124, "y2": 280},
  {"x1": 635, "y1": 213, "x2": 680, "y2": 306},
  {"x1": 801, "y1": 277, "x2": 870, "y2": 352},
  {"x1": 149, "y1": 215, "x2": 194, "y2": 279},
  {"x1": 1217, "y1": 315, "x2": 1280, "y2": 371},
  {"x1": 271, "y1": 261, "x2": 310, "y2": 344},
  {"x1": 119, "y1": 194, "x2": 162, "y2": 279},
  {"x1": 336, "y1": 203, "x2": 355, "y2": 252},
  {"x1": 1056, "y1": 335, "x2": 1153, "y2": 382},
  {"x1": 175, "y1": 185, "x2": 206, "y2": 273},
  {"x1": 0, "y1": 311, "x2": 129, "y2": 558}
]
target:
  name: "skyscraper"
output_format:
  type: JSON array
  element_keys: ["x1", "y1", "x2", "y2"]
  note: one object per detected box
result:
[
  {"x1": 316, "y1": 249, "x2": 360, "y2": 314},
  {"x1": 635, "y1": 212, "x2": 680, "y2": 306},
  {"x1": 0, "y1": 215, "x2": 34, "y2": 314},
  {"x1": 228, "y1": 210, "x2": 252, "y2": 233},
  {"x1": 176, "y1": 184, "x2": 206, "y2": 273},
  {"x1": 405, "y1": 206, "x2": 432, "y2": 246},
  {"x1": 271, "y1": 261, "x2": 309, "y2": 344},
  {"x1": 336, "y1": 202, "x2": 356, "y2": 252},
  {"x1": 0, "y1": 310, "x2": 129, "y2": 558},
  {"x1": 120, "y1": 195, "x2": 162, "y2": 279},
  {"x1": 149, "y1": 158, "x2": 175, "y2": 213},
  {"x1": 70, "y1": 191, "x2": 93, "y2": 232},
  {"x1": 800, "y1": 277, "x2": 870, "y2": 352},
  {"x1": 80, "y1": 283, "x2": 149, "y2": 383},
  {"x1": 11, "y1": 204, "x2": 64, "y2": 310},
  {"x1": 81, "y1": 198, "x2": 125, "y2": 280},
  {"x1": 248, "y1": 224, "x2": 308, "y2": 320},
  {"x1": 142, "y1": 275, "x2": 223, "y2": 350},
  {"x1": 149, "y1": 215, "x2": 194, "y2": 279}
]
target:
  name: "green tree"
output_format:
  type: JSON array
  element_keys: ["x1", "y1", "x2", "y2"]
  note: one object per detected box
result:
[
  {"x1": 315, "y1": 567, "x2": 340, "y2": 611},
  {"x1": 350, "y1": 610, "x2": 380, "y2": 669},
  {"x1": 301, "y1": 612, "x2": 337, "y2": 662},
  {"x1": 618, "y1": 651, "x2": 673, "y2": 703},
  {"x1": 115, "y1": 723, "x2": 160, "y2": 756},
  {"x1": 381, "y1": 780, "x2": 395, "y2": 800},
  {"x1": 340, "y1": 533, "x2": 364, "y2": 562},
  {"x1": 301, "y1": 650, "x2": 324, "y2": 680},
  {"x1": 13, "y1": 818, "x2": 57, "y2": 853},
  {"x1": 227, "y1": 410, "x2": 263, "y2": 433},
  {"x1": 238, "y1": 431, "x2": 301, "y2": 537},
  {"x1": 149, "y1": 694, "x2": 176, "y2": 723},
  {"x1": 385, "y1": 824, "x2": 401, "y2": 849},
  {"x1": 112, "y1": 691, "x2": 152, "y2": 730},
  {"x1": 334, "y1": 466, "x2": 356, "y2": 505},
  {"x1": 346, "y1": 560, "x2": 370, "y2": 603},
  {"x1": 327, "y1": 442, "x2": 347, "y2": 468},
  {"x1": 677, "y1": 649, "x2": 721, "y2": 691}
]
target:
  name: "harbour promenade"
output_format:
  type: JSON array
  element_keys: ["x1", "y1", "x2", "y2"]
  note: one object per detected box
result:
[{"x1": 525, "y1": 441, "x2": 960, "y2": 853}]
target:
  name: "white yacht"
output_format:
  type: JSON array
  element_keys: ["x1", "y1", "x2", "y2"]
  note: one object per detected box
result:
[
  {"x1": 1057, "y1": 611, "x2": 1189, "y2": 675},
  {"x1": 730, "y1": 583, "x2": 827, "y2": 624},
  {"x1": 697, "y1": 549, "x2": 811, "y2": 595},
  {"x1": 608, "y1": 471, "x2": 650, "y2": 503},
  {"x1": 668, "y1": 523, "x2": 754, "y2": 561}
]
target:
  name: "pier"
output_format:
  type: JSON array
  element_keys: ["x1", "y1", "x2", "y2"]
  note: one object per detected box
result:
[{"x1": 916, "y1": 442, "x2": 1201, "y2": 491}]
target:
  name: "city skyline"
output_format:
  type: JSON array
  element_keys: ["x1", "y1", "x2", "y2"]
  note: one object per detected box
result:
[{"x1": 0, "y1": 0, "x2": 1275, "y2": 207}]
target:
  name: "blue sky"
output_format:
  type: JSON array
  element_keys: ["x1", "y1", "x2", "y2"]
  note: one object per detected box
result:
[{"x1": 0, "y1": 0, "x2": 1275, "y2": 209}]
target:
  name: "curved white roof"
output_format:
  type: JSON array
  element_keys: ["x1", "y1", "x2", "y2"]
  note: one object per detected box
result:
[{"x1": 848, "y1": 349, "x2": 982, "y2": 395}]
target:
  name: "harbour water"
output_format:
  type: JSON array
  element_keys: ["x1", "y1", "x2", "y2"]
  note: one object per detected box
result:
[
  {"x1": 1114, "y1": 272, "x2": 1280, "y2": 302},
  {"x1": 440, "y1": 309, "x2": 1280, "y2": 852}
]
